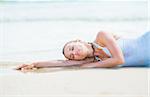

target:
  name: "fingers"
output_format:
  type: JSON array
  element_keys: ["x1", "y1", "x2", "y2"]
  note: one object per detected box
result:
[
  {"x1": 15, "y1": 64, "x2": 37, "y2": 73},
  {"x1": 21, "y1": 66, "x2": 37, "y2": 73},
  {"x1": 15, "y1": 64, "x2": 29, "y2": 70},
  {"x1": 23, "y1": 64, "x2": 33, "y2": 69}
]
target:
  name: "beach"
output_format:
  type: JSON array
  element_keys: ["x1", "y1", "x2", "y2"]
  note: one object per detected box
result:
[
  {"x1": 0, "y1": 1, "x2": 149, "y2": 97},
  {"x1": 0, "y1": 62, "x2": 149, "y2": 97}
]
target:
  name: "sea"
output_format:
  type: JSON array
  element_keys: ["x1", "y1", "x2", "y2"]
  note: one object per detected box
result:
[{"x1": 0, "y1": 0, "x2": 149, "y2": 62}]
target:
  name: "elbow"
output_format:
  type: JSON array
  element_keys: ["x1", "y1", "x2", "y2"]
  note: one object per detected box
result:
[
  {"x1": 116, "y1": 57, "x2": 125, "y2": 65},
  {"x1": 108, "y1": 58, "x2": 124, "y2": 68}
]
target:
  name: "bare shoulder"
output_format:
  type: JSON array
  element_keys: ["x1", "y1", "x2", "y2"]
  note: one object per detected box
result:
[
  {"x1": 94, "y1": 31, "x2": 111, "y2": 47},
  {"x1": 95, "y1": 31, "x2": 120, "y2": 46}
]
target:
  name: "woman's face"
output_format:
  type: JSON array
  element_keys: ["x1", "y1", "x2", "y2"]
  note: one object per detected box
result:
[{"x1": 63, "y1": 41, "x2": 89, "y2": 60}]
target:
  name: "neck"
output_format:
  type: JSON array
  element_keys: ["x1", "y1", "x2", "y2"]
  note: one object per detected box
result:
[{"x1": 86, "y1": 42, "x2": 94, "y2": 57}]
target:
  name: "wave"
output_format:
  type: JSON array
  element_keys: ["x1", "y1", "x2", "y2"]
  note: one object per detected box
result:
[
  {"x1": 0, "y1": 1, "x2": 148, "y2": 23},
  {"x1": 1, "y1": 17, "x2": 149, "y2": 23}
]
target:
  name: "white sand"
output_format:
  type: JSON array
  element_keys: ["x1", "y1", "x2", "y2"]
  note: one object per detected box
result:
[
  {"x1": 0, "y1": 62, "x2": 149, "y2": 97},
  {"x1": 0, "y1": 1, "x2": 149, "y2": 97}
]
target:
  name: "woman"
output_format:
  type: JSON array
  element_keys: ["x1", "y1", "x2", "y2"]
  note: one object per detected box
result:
[{"x1": 16, "y1": 31, "x2": 150, "y2": 71}]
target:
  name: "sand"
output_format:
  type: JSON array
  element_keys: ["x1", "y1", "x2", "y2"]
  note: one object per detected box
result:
[
  {"x1": 0, "y1": 62, "x2": 149, "y2": 97},
  {"x1": 0, "y1": 1, "x2": 149, "y2": 97}
]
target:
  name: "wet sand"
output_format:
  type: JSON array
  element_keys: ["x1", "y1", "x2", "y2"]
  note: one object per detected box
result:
[{"x1": 0, "y1": 62, "x2": 149, "y2": 97}]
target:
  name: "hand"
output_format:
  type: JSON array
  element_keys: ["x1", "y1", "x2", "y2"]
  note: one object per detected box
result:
[{"x1": 15, "y1": 63, "x2": 37, "y2": 72}]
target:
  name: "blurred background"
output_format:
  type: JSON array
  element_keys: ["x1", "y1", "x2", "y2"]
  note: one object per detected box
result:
[{"x1": 0, "y1": 0, "x2": 149, "y2": 62}]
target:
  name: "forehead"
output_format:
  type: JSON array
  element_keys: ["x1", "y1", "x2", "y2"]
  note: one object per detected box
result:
[
  {"x1": 64, "y1": 42, "x2": 75, "y2": 58},
  {"x1": 64, "y1": 41, "x2": 82, "y2": 50}
]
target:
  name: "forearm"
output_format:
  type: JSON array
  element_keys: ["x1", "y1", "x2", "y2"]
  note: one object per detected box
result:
[
  {"x1": 81, "y1": 58, "x2": 123, "y2": 68},
  {"x1": 33, "y1": 59, "x2": 94, "y2": 68},
  {"x1": 32, "y1": 61, "x2": 64, "y2": 68}
]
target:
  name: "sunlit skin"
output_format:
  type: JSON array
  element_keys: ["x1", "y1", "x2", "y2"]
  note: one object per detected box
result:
[
  {"x1": 15, "y1": 31, "x2": 125, "y2": 72},
  {"x1": 63, "y1": 40, "x2": 94, "y2": 60}
]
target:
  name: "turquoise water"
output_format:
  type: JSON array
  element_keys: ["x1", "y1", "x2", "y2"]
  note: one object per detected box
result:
[{"x1": 0, "y1": 1, "x2": 149, "y2": 62}]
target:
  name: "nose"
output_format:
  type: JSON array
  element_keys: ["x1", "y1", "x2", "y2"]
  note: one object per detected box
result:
[
  {"x1": 72, "y1": 51, "x2": 76, "y2": 55},
  {"x1": 72, "y1": 51, "x2": 79, "y2": 56}
]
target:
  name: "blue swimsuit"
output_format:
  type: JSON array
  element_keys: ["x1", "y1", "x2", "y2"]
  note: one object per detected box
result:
[{"x1": 93, "y1": 31, "x2": 150, "y2": 67}]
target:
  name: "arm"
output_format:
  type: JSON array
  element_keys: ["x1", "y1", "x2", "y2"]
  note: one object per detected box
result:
[
  {"x1": 81, "y1": 58, "x2": 123, "y2": 68},
  {"x1": 81, "y1": 31, "x2": 124, "y2": 68},
  {"x1": 33, "y1": 58, "x2": 94, "y2": 68},
  {"x1": 15, "y1": 58, "x2": 94, "y2": 70}
]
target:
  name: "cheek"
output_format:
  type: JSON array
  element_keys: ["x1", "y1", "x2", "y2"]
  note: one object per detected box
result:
[
  {"x1": 80, "y1": 46, "x2": 88, "y2": 54},
  {"x1": 75, "y1": 44, "x2": 87, "y2": 56},
  {"x1": 74, "y1": 49, "x2": 86, "y2": 59},
  {"x1": 80, "y1": 49, "x2": 86, "y2": 55},
  {"x1": 79, "y1": 48, "x2": 88, "y2": 58}
]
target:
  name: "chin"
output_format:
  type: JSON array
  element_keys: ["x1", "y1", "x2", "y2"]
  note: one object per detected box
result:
[{"x1": 75, "y1": 57, "x2": 85, "y2": 60}]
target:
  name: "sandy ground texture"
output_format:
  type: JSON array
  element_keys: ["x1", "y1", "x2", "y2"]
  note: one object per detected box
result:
[{"x1": 0, "y1": 62, "x2": 149, "y2": 97}]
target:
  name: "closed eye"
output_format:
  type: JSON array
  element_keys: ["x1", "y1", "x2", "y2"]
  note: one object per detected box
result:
[{"x1": 69, "y1": 46, "x2": 74, "y2": 51}]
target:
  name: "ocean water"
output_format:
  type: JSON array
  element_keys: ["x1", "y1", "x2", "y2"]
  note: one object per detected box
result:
[{"x1": 0, "y1": 1, "x2": 149, "y2": 62}]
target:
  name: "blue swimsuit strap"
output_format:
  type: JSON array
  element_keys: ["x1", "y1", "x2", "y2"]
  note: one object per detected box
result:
[
  {"x1": 91, "y1": 42, "x2": 103, "y2": 61},
  {"x1": 92, "y1": 42, "x2": 103, "y2": 50}
]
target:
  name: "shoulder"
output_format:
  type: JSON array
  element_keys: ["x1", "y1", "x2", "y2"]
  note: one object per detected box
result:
[
  {"x1": 96, "y1": 31, "x2": 115, "y2": 39},
  {"x1": 95, "y1": 31, "x2": 112, "y2": 47},
  {"x1": 96, "y1": 31, "x2": 106, "y2": 38}
]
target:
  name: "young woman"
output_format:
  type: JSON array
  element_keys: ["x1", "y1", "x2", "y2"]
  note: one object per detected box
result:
[{"x1": 16, "y1": 31, "x2": 150, "y2": 71}]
